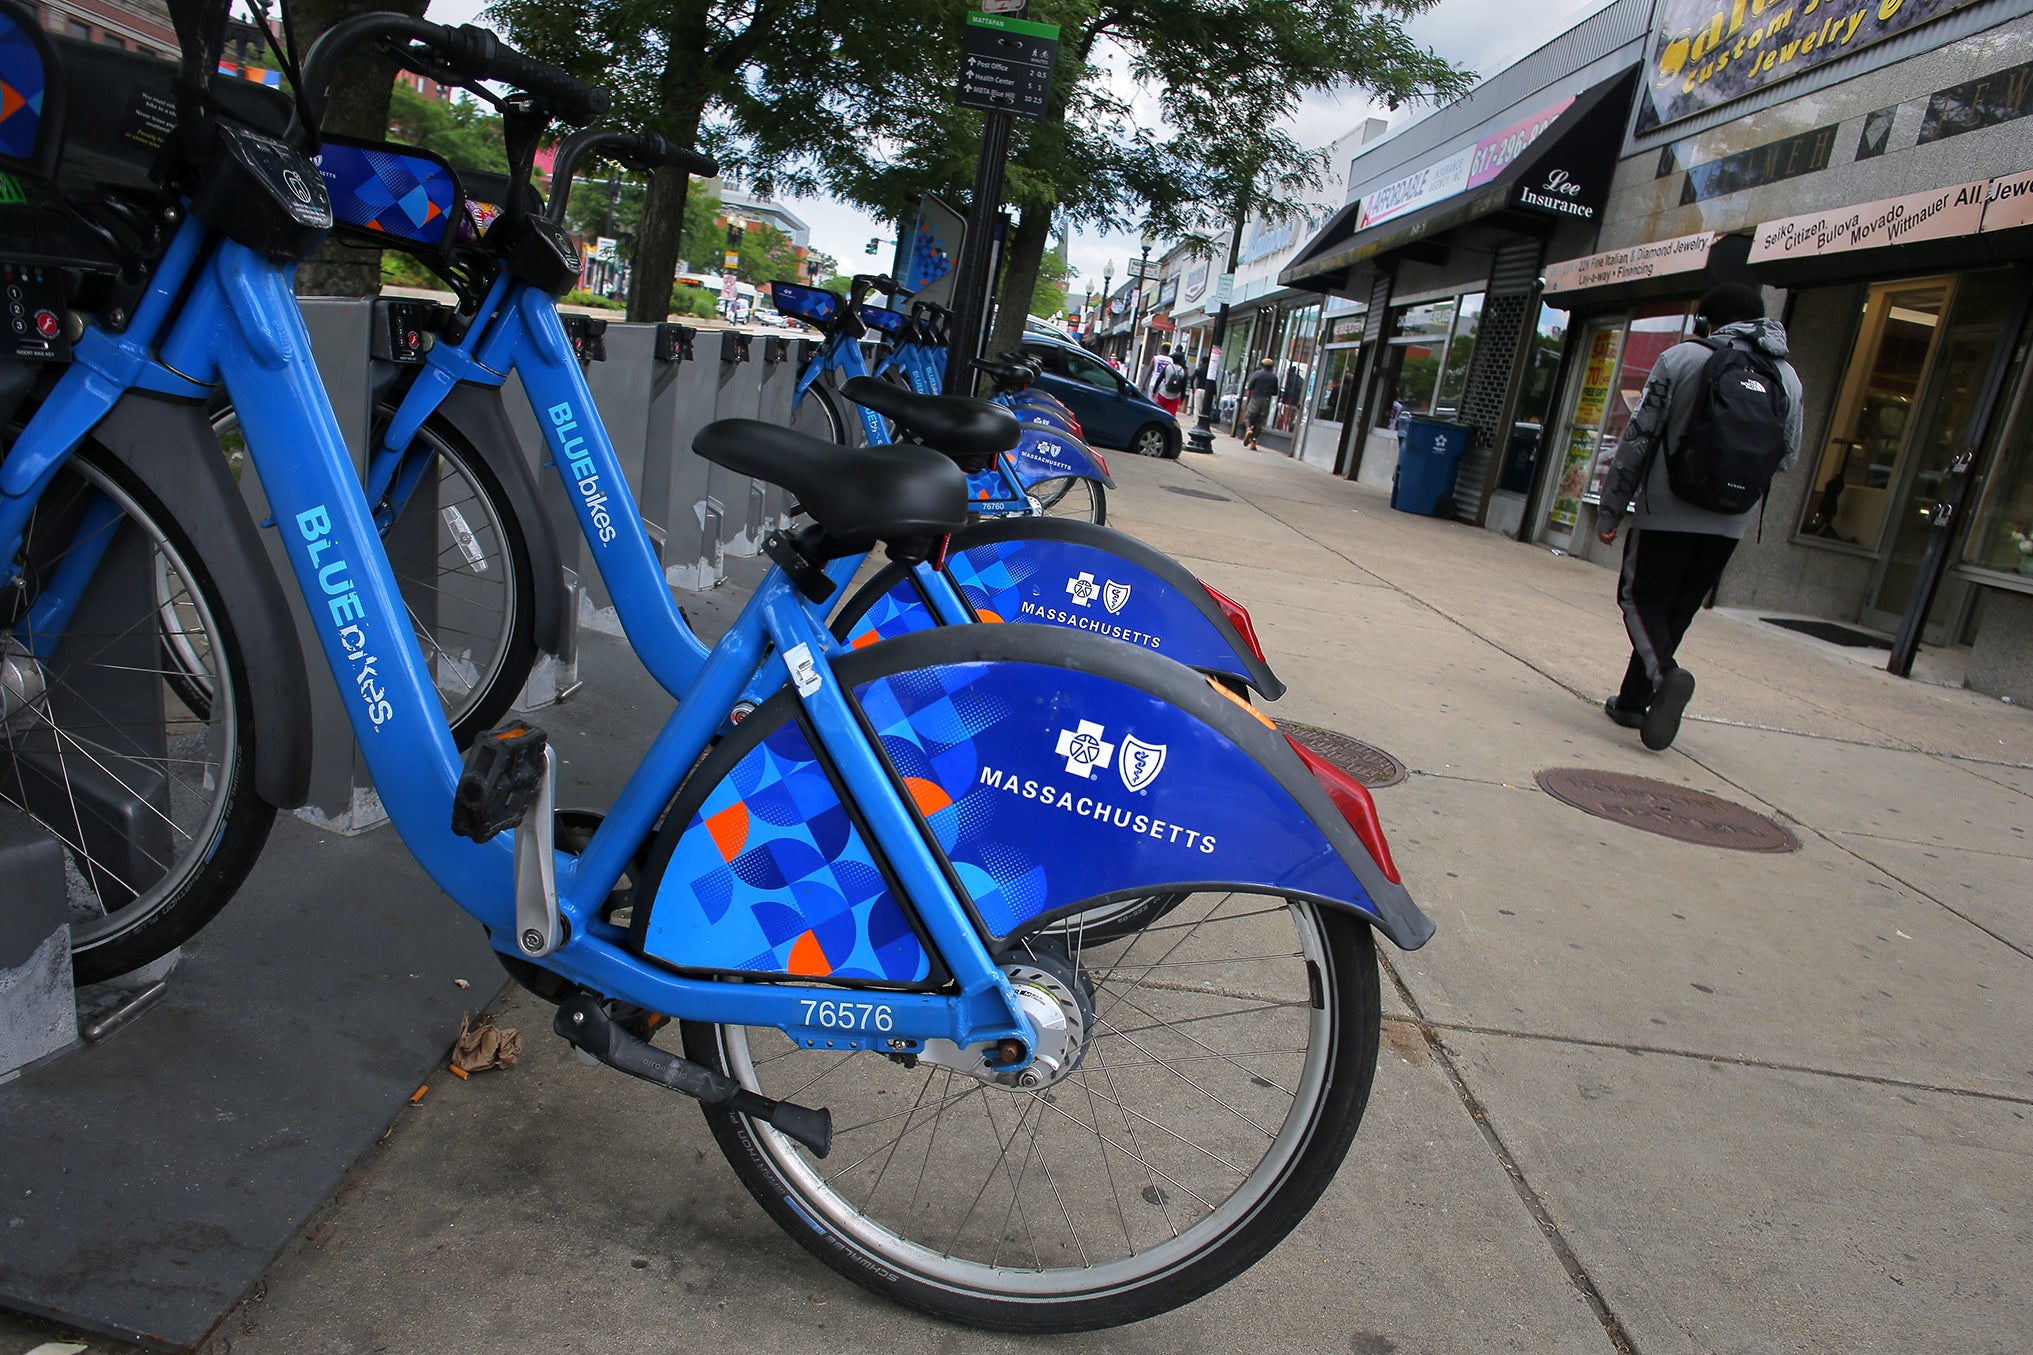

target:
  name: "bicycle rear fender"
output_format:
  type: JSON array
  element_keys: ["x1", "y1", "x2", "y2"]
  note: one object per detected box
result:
[
  {"x1": 93, "y1": 393, "x2": 312, "y2": 808},
  {"x1": 834, "y1": 516, "x2": 1286, "y2": 699},
  {"x1": 633, "y1": 624, "x2": 1426, "y2": 977},
  {"x1": 1010, "y1": 426, "x2": 1114, "y2": 489},
  {"x1": 430, "y1": 381, "x2": 569, "y2": 656}
]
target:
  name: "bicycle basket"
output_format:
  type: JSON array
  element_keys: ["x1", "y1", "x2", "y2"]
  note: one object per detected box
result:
[
  {"x1": 858, "y1": 304, "x2": 906, "y2": 336},
  {"x1": 770, "y1": 280, "x2": 837, "y2": 327},
  {"x1": 318, "y1": 134, "x2": 462, "y2": 259}
]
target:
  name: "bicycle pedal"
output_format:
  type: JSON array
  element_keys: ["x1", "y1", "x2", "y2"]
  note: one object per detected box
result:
[{"x1": 453, "y1": 722, "x2": 549, "y2": 843}]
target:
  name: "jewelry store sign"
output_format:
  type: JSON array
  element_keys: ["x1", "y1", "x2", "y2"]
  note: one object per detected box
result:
[
  {"x1": 1749, "y1": 171, "x2": 2031, "y2": 263},
  {"x1": 1545, "y1": 231, "x2": 1716, "y2": 294}
]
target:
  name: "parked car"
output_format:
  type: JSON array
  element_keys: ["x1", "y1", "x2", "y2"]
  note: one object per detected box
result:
[{"x1": 1016, "y1": 334, "x2": 1182, "y2": 459}]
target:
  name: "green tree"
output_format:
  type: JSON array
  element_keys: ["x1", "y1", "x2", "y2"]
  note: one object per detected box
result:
[
  {"x1": 1032, "y1": 252, "x2": 1075, "y2": 320},
  {"x1": 385, "y1": 82, "x2": 509, "y2": 176}
]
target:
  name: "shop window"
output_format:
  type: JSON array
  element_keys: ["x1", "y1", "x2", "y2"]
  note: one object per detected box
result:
[
  {"x1": 1547, "y1": 323, "x2": 1625, "y2": 531},
  {"x1": 1966, "y1": 354, "x2": 2033, "y2": 580},
  {"x1": 1271, "y1": 302, "x2": 1319, "y2": 434},
  {"x1": 1799, "y1": 280, "x2": 1951, "y2": 546},
  {"x1": 1315, "y1": 346, "x2": 1361, "y2": 424},
  {"x1": 1434, "y1": 293, "x2": 1484, "y2": 416},
  {"x1": 1588, "y1": 311, "x2": 1694, "y2": 502}
]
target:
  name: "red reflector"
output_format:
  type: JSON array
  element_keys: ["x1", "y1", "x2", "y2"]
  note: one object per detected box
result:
[
  {"x1": 1202, "y1": 582, "x2": 1267, "y2": 665},
  {"x1": 1088, "y1": 449, "x2": 1110, "y2": 477},
  {"x1": 1285, "y1": 735, "x2": 1401, "y2": 884},
  {"x1": 929, "y1": 533, "x2": 952, "y2": 570}
]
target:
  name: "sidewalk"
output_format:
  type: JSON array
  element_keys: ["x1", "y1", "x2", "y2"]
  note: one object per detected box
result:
[{"x1": 8, "y1": 439, "x2": 2029, "y2": 1354}]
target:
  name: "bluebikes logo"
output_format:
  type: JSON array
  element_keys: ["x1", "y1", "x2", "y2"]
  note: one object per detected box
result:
[
  {"x1": 296, "y1": 504, "x2": 394, "y2": 729},
  {"x1": 546, "y1": 402, "x2": 619, "y2": 544}
]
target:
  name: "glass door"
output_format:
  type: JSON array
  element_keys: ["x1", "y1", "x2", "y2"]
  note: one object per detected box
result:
[
  {"x1": 1543, "y1": 321, "x2": 1625, "y2": 541},
  {"x1": 1864, "y1": 269, "x2": 2020, "y2": 638}
]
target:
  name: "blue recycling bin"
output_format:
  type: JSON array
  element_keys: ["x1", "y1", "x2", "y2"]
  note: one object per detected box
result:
[{"x1": 1390, "y1": 416, "x2": 1475, "y2": 516}]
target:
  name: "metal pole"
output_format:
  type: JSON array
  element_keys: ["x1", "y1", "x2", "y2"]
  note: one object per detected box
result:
[
  {"x1": 943, "y1": 104, "x2": 1016, "y2": 392},
  {"x1": 1186, "y1": 208, "x2": 1248, "y2": 454}
]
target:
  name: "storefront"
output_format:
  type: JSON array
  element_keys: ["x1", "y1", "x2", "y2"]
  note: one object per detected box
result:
[
  {"x1": 1281, "y1": 0, "x2": 1650, "y2": 516},
  {"x1": 1295, "y1": 305, "x2": 1369, "y2": 469},
  {"x1": 1518, "y1": 0, "x2": 2033, "y2": 693}
]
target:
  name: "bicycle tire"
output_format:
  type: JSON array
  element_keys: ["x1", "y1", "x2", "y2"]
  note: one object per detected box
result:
[
  {"x1": 681, "y1": 897, "x2": 1380, "y2": 1333},
  {"x1": 3, "y1": 442, "x2": 276, "y2": 984},
  {"x1": 380, "y1": 414, "x2": 537, "y2": 745},
  {"x1": 1027, "y1": 476, "x2": 1105, "y2": 525},
  {"x1": 791, "y1": 380, "x2": 848, "y2": 447},
  {"x1": 207, "y1": 407, "x2": 536, "y2": 745}
]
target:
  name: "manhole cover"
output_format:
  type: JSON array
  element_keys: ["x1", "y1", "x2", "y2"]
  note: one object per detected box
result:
[
  {"x1": 1534, "y1": 768, "x2": 1798, "y2": 852},
  {"x1": 1164, "y1": 485, "x2": 1232, "y2": 501},
  {"x1": 1275, "y1": 720, "x2": 1406, "y2": 788}
]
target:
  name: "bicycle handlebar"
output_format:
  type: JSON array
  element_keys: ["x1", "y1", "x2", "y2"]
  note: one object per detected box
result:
[
  {"x1": 545, "y1": 130, "x2": 719, "y2": 223},
  {"x1": 301, "y1": 15, "x2": 609, "y2": 134}
]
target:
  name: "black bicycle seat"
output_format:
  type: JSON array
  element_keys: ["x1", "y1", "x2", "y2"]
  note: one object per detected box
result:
[
  {"x1": 692, "y1": 419, "x2": 967, "y2": 549},
  {"x1": 840, "y1": 377, "x2": 1021, "y2": 458}
]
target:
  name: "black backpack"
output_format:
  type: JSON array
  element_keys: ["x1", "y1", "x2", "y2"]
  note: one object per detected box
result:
[
  {"x1": 1665, "y1": 338, "x2": 1791, "y2": 514},
  {"x1": 1163, "y1": 362, "x2": 1189, "y2": 397}
]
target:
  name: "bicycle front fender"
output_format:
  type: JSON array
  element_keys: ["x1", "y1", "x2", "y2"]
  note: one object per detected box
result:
[
  {"x1": 834, "y1": 516, "x2": 1285, "y2": 699},
  {"x1": 93, "y1": 392, "x2": 313, "y2": 808},
  {"x1": 1010, "y1": 427, "x2": 1114, "y2": 489},
  {"x1": 432, "y1": 382, "x2": 570, "y2": 656}
]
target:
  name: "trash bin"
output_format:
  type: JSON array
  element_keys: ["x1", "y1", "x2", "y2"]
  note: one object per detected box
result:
[{"x1": 1391, "y1": 416, "x2": 1475, "y2": 516}]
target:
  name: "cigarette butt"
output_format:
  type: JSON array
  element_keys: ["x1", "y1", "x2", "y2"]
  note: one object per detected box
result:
[
  {"x1": 447, "y1": 1064, "x2": 470, "y2": 1080},
  {"x1": 409, "y1": 1084, "x2": 429, "y2": 1104}
]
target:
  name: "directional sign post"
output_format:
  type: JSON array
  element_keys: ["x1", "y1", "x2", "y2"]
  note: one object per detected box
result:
[{"x1": 944, "y1": 8, "x2": 1060, "y2": 395}]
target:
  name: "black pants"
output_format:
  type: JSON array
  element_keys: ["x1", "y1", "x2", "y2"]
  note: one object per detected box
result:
[{"x1": 1616, "y1": 527, "x2": 1738, "y2": 708}]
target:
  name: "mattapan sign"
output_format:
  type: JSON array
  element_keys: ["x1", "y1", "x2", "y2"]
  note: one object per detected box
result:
[{"x1": 1544, "y1": 231, "x2": 1717, "y2": 293}]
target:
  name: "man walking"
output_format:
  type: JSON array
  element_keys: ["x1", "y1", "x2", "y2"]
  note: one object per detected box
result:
[
  {"x1": 1595, "y1": 283, "x2": 1802, "y2": 751},
  {"x1": 1241, "y1": 358, "x2": 1279, "y2": 448},
  {"x1": 1144, "y1": 344, "x2": 1174, "y2": 397}
]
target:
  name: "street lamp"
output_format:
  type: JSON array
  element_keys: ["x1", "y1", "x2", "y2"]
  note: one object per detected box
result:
[
  {"x1": 1186, "y1": 198, "x2": 1249, "y2": 455},
  {"x1": 1129, "y1": 230, "x2": 1153, "y2": 381}
]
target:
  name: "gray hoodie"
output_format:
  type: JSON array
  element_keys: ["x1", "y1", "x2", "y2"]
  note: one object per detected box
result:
[{"x1": 1595, "y1": 317, "x2": 1803, "y2": 539}]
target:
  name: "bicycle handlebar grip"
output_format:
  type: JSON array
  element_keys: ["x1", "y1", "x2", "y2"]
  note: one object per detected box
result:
[
  {"x1": 441, "y1": 24, "x2": 610, "y2": 122},
  {"x1": 620, "y1": 132, "x2": 718, "y2": 178}
]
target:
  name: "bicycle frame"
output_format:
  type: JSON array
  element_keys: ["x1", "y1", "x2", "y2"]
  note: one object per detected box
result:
[{"x1": 3, "y1": 217, "x2": 1033, "y2": 1055}]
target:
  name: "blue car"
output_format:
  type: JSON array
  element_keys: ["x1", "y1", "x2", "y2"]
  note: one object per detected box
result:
[{"x1": 1018, "y1": 336, "x2": 1183, "y2": 459}]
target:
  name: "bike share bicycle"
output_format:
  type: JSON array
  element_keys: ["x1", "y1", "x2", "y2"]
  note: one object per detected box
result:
[{"x1": 0, "y1": 2, "x2": 1431, "y2": 1328}]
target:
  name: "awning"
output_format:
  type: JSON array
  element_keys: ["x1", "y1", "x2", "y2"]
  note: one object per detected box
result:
[
  {"x1": 1744, "y1": 170, "x2": 2033, "y2": 287},
  {"x1": 1542, "y1": 232, "x2": 1754, "y2": 312},
  {"x1": 1281, "y1": 66, "x2": 1638, "y2": 292}
]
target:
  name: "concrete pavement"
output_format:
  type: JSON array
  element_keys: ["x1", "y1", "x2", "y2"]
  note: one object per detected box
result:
[{"x1": 7, "y1": 436, "x2": 2029, "y2": 1354}]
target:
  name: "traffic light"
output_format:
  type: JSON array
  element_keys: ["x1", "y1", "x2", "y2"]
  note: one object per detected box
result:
[
  {"x1": 867, "y1": 237, "x2": 881, "y2": 255},
  {"x1": 726, "y1": 223, "x2": 743, "y2": 251}
]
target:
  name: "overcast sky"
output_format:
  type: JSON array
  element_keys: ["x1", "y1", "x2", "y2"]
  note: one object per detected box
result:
[{"x1": 421, "y1": 0, "x2": 1618, "y2": 291}]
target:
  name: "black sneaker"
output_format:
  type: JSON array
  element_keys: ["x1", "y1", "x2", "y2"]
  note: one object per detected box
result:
[
  {"x1": 1642, "y1": 668, "x2": 1696, "y2": 751},
  {"x1": 1605, "y1": 696, "x2": 1645, "y2": 729}
]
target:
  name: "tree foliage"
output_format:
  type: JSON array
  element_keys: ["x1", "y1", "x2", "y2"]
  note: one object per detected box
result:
[{"x1": 386, "y1": 83, "x2": 509, "y2": 176}]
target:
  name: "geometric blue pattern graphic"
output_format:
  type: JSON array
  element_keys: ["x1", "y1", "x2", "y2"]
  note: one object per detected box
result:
[
  {"x1": 0, "y1": 13, "x2": 50, "y2": 166},
  {"x1": 316, "y1": 140, "x2": 457, "y2": 249},
  {"x1": 640, "y1": 716, "x2": 931, "y2": 982}
]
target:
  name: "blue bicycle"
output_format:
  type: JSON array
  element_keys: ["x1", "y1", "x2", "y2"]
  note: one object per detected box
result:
[{"x1": 0, "y1": 3, "x2": 1430, "y2": 1328}]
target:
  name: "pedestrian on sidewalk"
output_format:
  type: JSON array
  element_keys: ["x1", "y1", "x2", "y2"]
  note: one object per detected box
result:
[
  {"x1": 1144, "y1": 344, "x2": 1174, "y2": 397},
  {"x1": 1595, "y1": 283, "x2": 1803, "y2": 750},
  {"x1": 1155, "y1": 350, "x2": 1191, "y2": 415},
  {"x1": 1242, "y1": 359, "x2": 1278, "y2": 447}
]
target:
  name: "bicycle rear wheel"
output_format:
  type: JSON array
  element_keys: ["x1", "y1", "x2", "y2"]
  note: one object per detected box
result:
[
  {"x1": 3, "y1": 443, "x2": 274, "y2": 983},
  {"x1": 682, "y1": 893, "x2": 1379, "y2": 1332}
]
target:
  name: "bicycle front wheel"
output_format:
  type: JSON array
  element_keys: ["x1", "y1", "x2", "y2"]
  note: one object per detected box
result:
[
  {"x1": 1028, "y1": 475, "x2": 1106, "y2": 525},
  {"x1": 682, "y1": 893, "x2": 1380, "y2": 1332},
  {"x1": 790, "y1": 381, "x2": 848, "y2": 446},
  {"x1": 3, "y1": 444, "x2": 274, "y2": 983}
]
